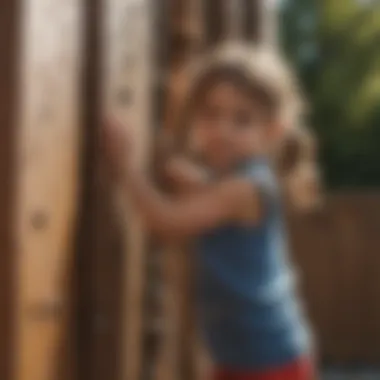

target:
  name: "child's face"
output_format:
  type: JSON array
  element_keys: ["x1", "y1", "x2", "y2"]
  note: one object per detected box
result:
[{"x1": 190, "y1": 80, "x2": 278, "y2": 171}]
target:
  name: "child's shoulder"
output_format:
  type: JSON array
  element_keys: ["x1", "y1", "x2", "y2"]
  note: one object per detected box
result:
[
  {"x1": 241, "y1": 159, "x2": 277, "y2": 184},
  {"x1": 238, "y1": 160, "x2": 280, "y2": 207}
]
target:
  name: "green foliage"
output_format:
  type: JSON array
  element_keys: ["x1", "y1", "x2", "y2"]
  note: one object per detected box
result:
[{"x1": 280, "y1": 0, "x2": 380, "y2": 188}]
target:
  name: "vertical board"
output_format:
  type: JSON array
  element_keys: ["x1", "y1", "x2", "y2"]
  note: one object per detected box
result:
[
  {"x1": 203, "y1": 0, "x2": 227, "y2": 47},
  {"x1": 103, "y1": 0, "x2": 153, "y2": 379},
  {"x1": 242, "y1": 0, "x2": 260, "y2": 41},
  {"x1": 152, "y1": 2, "x2": 183, "y2": 379},
  {"x1": 289, "y1": 194, "x2": 380, "y2": 364},
  {"x1": 260, "y1": 0, "x2": 278, "y2": 46},
  {"x1": 0, "y1": 0, "x2": 20, "y2": 378},
  {"x1": 225, "y1": 0, "x2": 245, "y2": 40},
  {"x1": 14, "y1": 1, "x2": 83, "y2": 380},
  {"x1": 73, "y1": 0, "x2": 124, "y2": 380},
  {"x1": 359, "y1": 195, "x2": 380, "y2": 361},
  {"x1": 155, "y1": 1, "x2": 206, "y2": 380},
  {"x1": 74, "y1": 0, "x2": 125, "y2": 378},
  {"x1": 289, "y1": 206, "x2": 341, "y2": 361}
]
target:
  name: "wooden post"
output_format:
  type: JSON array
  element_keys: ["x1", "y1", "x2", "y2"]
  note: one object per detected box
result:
[
  {"x1": 150, "y1": 2, "x2": 186, "y2": 377},
  {"x1": 0, "y1": 0, "x2": 21, "y2": 379},
  {"x1": 153, "y1": 1, "x2": 206, "y2": 380},
  {"x1": 103, "y1": 1, "x2": 153, "y2": 379},
  {"x1": 13, "y1": 1, "x2": 83, "y2": 380},
  {"x1": 243, "y1": 0, "x2": 261, "y2": 42},
  {"x1": 225, "y1": 0, "x2": 244, "y2": 40},
  {"x1": 72, "y1": 0, "x2": 127, "y2": 379},
  {"x1": 203, "y1": 0, "x2": 227, "y2": 47},
  {"x1": 260, "y1": 0, "x2": 278, "y2": 47}
]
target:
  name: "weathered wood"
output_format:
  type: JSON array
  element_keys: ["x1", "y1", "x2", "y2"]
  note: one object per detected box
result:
[
  {"x1": 103, "y1": 1, "x2": 153, "y2": 379},
  {"x1": 13, "y1": 1, "x2": 83, "y2": 380},
  {"x1": 225, "y1": 0, "x2": 245, "y2": 40},
  {"x1": 260, "y1": 0, "x2": 278, "y2": 46},
  {"x1": 153, "y1": 1, "x2": 206, "y2": 380},
  {"x1": 203, "y1": 0, "x2": 227, "y2": 47},
  {"x1": 289, "y1": 193, "x2": 380, "y2": 364},
  {"x1": 73, "y1": 0, "x2": 126, "y2": 379},
  {"x1": 153, "y1": 4, "x2": 188, "y2": 378},
  {"x1": 0, "y1": 0, "x2": 20, "y2": 379},
  {"x1": 243, "y1": 0, "x2": 261, "y2": 42}
]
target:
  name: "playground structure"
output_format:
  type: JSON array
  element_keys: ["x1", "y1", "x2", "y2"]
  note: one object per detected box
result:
[{"x1": 1, "y1": 1, "x2": 380, "y2": 380}]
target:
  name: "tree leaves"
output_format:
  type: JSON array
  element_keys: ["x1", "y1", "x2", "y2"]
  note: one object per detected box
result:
[{"x1": 281, "y1": 0, "x2": 380, "y2": 188}]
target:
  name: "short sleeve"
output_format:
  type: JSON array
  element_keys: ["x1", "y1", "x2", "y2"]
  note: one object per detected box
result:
[{"x1": 243, "y1": 164, "x2": 279, "y2": 218}]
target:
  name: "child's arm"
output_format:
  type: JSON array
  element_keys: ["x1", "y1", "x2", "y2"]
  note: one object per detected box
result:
[
  {"x1": 123, "y1": 168, "x2": 261, "y2": 239},
  {"x1": 163, "y1": 155, "x2": 209, "y2": 195},
  {"x1": 154, "y1": 129, "x2": 208, "y2": 195},
  {"x1": 103, "y1": 118, "x2": 262, "y2": 240}
]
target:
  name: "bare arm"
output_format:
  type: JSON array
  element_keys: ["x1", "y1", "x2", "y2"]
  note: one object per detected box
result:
[
  {"x1": 163, "y1": 156, "x2": 209, "y2": 195},
  {"x1": 102, "y1": 118, "x2": 263, "y2": 240},
  {"x1": 123, "y1": 169, "x2": 263, "y2": 240}
]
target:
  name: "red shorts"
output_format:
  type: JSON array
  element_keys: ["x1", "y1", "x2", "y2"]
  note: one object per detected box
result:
[{"x1": 213, "y1": 357, "x2": 314, "y2": 380}]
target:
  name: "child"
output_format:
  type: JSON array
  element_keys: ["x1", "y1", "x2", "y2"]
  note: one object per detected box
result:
[{"x1": 103, "y1": 43, "x2": 319, "y2": 380}]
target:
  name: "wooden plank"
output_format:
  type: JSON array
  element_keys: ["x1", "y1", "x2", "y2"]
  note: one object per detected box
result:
[
  {"x1": 243, "y1": 0, "x2": 261, "y2": 42},
  {"x1": 0, "y1": 0, "x2": 21, "y2": 378},
  {"x1": 327, "y1": 196, "x2": 366, "y2": 361},
  {"x1": 260, "y1": 0, "x2": 278, "y2": 46},
  {"x1": 73, "y1": 0, "x2": 126, "y2": 379},
  {"x1": 150, "y1": 3, "x2": 181, "y2": 380},
  {"x1": 359, "y1": 195, "x2": 380, "y2": 362},
  {"x1": 225, "y1": 0, "x2": 245, "y2": 40},
  {"x1": 102, "y1": 0, "x2": 153, "y2": 379},
  {"x1": 203, "y1": 0, "x2": 227, "y2": 47},
  {"x1": 153, "y1": 5, "x2": 188, "y2": 379},
  {"x1": 14, "y1": 1, "x2": 83, "y2": 380},
  {"x1": 153, "y1": 0, "x2": 188, "y2": 377},
  {"x1": 290, "y1": 194, "x2": 380, "y2": 364},
  {"x1": 153, "y1": 1, "x2": 206, "y2": 379},
  {"x1": 289, "y1": 203, "x2": 341, "y2": 363}
]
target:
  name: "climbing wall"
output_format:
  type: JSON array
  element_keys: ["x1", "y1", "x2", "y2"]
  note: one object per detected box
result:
[{"x1": 14, "y1": 1, "x2": 83, "y2": 380}]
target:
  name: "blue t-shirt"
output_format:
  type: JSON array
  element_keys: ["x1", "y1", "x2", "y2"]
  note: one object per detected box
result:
[{"x1": 195, "y1": 159, "x2": 311, "y2": 370}]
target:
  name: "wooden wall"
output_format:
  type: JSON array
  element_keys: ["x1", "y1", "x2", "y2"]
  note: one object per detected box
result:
[{"x1": 290, "y1": 193, "x2": 380, "y2": 364}]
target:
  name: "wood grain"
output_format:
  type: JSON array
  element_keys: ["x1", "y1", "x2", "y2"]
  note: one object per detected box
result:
[
  {"x1": 14, "y1": 1, "x2": 83, "y2": 380},
  {"x1": 154, "y1": 1, "x2": 207, "y2": 380},
  {"x1": 0, "y1": 0, "x2": 20, "y2": 378},
  {"x1": 102, "y1": 0, "x2": 153, "y2": 379}
]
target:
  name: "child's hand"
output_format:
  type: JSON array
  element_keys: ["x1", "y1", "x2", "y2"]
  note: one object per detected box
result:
[
  {"x1": 164, "y1": 156, "x2": 208, "y2": 194},
  {"x1": 102, "y1": 117, "x2": 132, "y2": 181}
]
